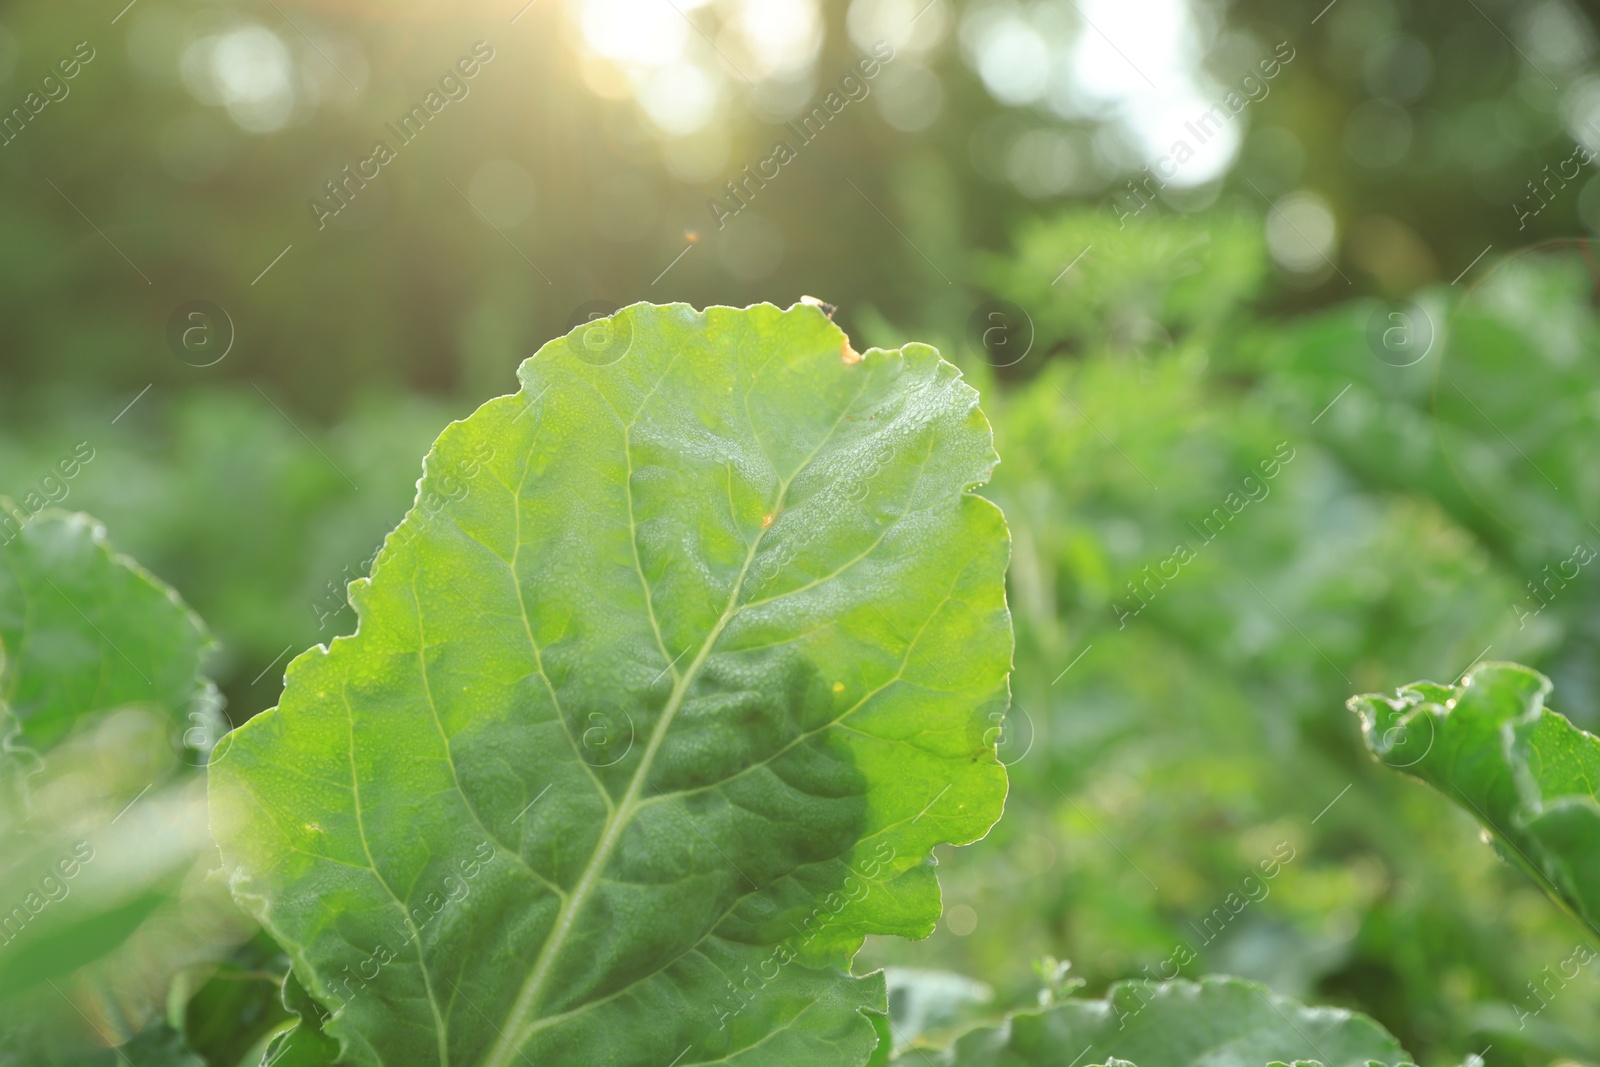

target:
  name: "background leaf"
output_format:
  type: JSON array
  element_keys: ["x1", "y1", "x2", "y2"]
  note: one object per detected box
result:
[
  {"x1": 0, "y1": 505, "x2": 249, "y2": 1058},
  {"x1": 0, "y1": 501, "x2": 214, "y2": 750},
  {"x1": 902, "y1": 976, "x2": 1411, "y2": 1067},
  {"x1": 1350, "y1": 662, "x2": 1600, "y2": 940}
]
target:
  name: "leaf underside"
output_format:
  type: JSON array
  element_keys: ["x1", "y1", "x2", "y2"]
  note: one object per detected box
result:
[
  {"x1": 908, "y1": 976, "x2": 1411, "y2": 1067},
  {"x1": 1350, "y1": 661, "x2": 1600, "y2": 940},
  {"x1": 210, "y1": 302, "x2": 1013, "y2": 1067}
]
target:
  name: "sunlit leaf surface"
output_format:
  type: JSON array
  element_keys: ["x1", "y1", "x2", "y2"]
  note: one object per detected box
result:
[{"x1": 210, "y1": 302, "x2": 1013, "y2": 1067}]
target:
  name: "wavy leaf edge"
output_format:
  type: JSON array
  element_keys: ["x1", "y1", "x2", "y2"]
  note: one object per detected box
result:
[{"x1": 211, "y1": 300, "x2": 1014, "y2": 1067}]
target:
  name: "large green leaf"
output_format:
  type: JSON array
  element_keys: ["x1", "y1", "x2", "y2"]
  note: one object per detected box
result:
[
  {"x1": 1349, "y1": 662, "x2": 1600, "y2": 939},
  {"x1": 210, "y1": 301, "x2": 1013, "y2": 1067},
  {"x1": 903, "y1": 976, "x2": 1410, "y2": 1067}
]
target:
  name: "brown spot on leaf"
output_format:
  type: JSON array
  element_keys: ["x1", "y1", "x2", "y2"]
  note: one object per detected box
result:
[{"x1": 800, "y1": 295, "x2": 836, "y2": 318}]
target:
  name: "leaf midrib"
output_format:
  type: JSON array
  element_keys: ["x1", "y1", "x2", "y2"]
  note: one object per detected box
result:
[
  {"x1": 506, "y1": 449, "x2": 958, "y2": 1052},
  {"x1": 514, "y1": 543, "x2": 971, "y2": 1049},
  {"x1": 483, "y1": 532, "x2": 765, "y2": 1067},
  {"x1": 480, "y1": 359, "x2": 871, "y2": 1067}
]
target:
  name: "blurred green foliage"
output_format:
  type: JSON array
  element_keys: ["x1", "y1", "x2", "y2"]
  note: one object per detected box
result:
[
  {"x1": 6, "y1": 0, "x2": 1600, "y2": 1061},
  {"x1": 0, "y1": 509, "x2": 258, "y2": 1064},
  {"x1": 1, "y1": 0, "x2": 1597, "y2": 408},
  {"x1": 11, "y1": 213, "x2": 1600, "y2": 1065},
  {"x1": 856, "y1": 215, "x2": 1600, "y2": 1067}
]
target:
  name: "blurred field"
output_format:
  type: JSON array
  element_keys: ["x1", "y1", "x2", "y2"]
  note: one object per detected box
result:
[{"x1": 5, "y1": 0, "x2": 1600, "y2": 1063}]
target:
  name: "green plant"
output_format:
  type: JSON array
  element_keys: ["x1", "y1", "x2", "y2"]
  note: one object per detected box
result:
[
  {"x1": 1352, "y1": 663, "x2": 1600, "y2": 939},
  {"x1": 1, "y1": 303, "x2": 1416, "y2": 1066},
  {"x1": 889, "y1": 976, "x2": 1409, "y2": 1066},
  {"x1": 210, "y1": 300, "x2": 1016, "y2": 1065},
  {"x1": 0, "y1": 504, "x2": 255, "y2": 1062}
]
